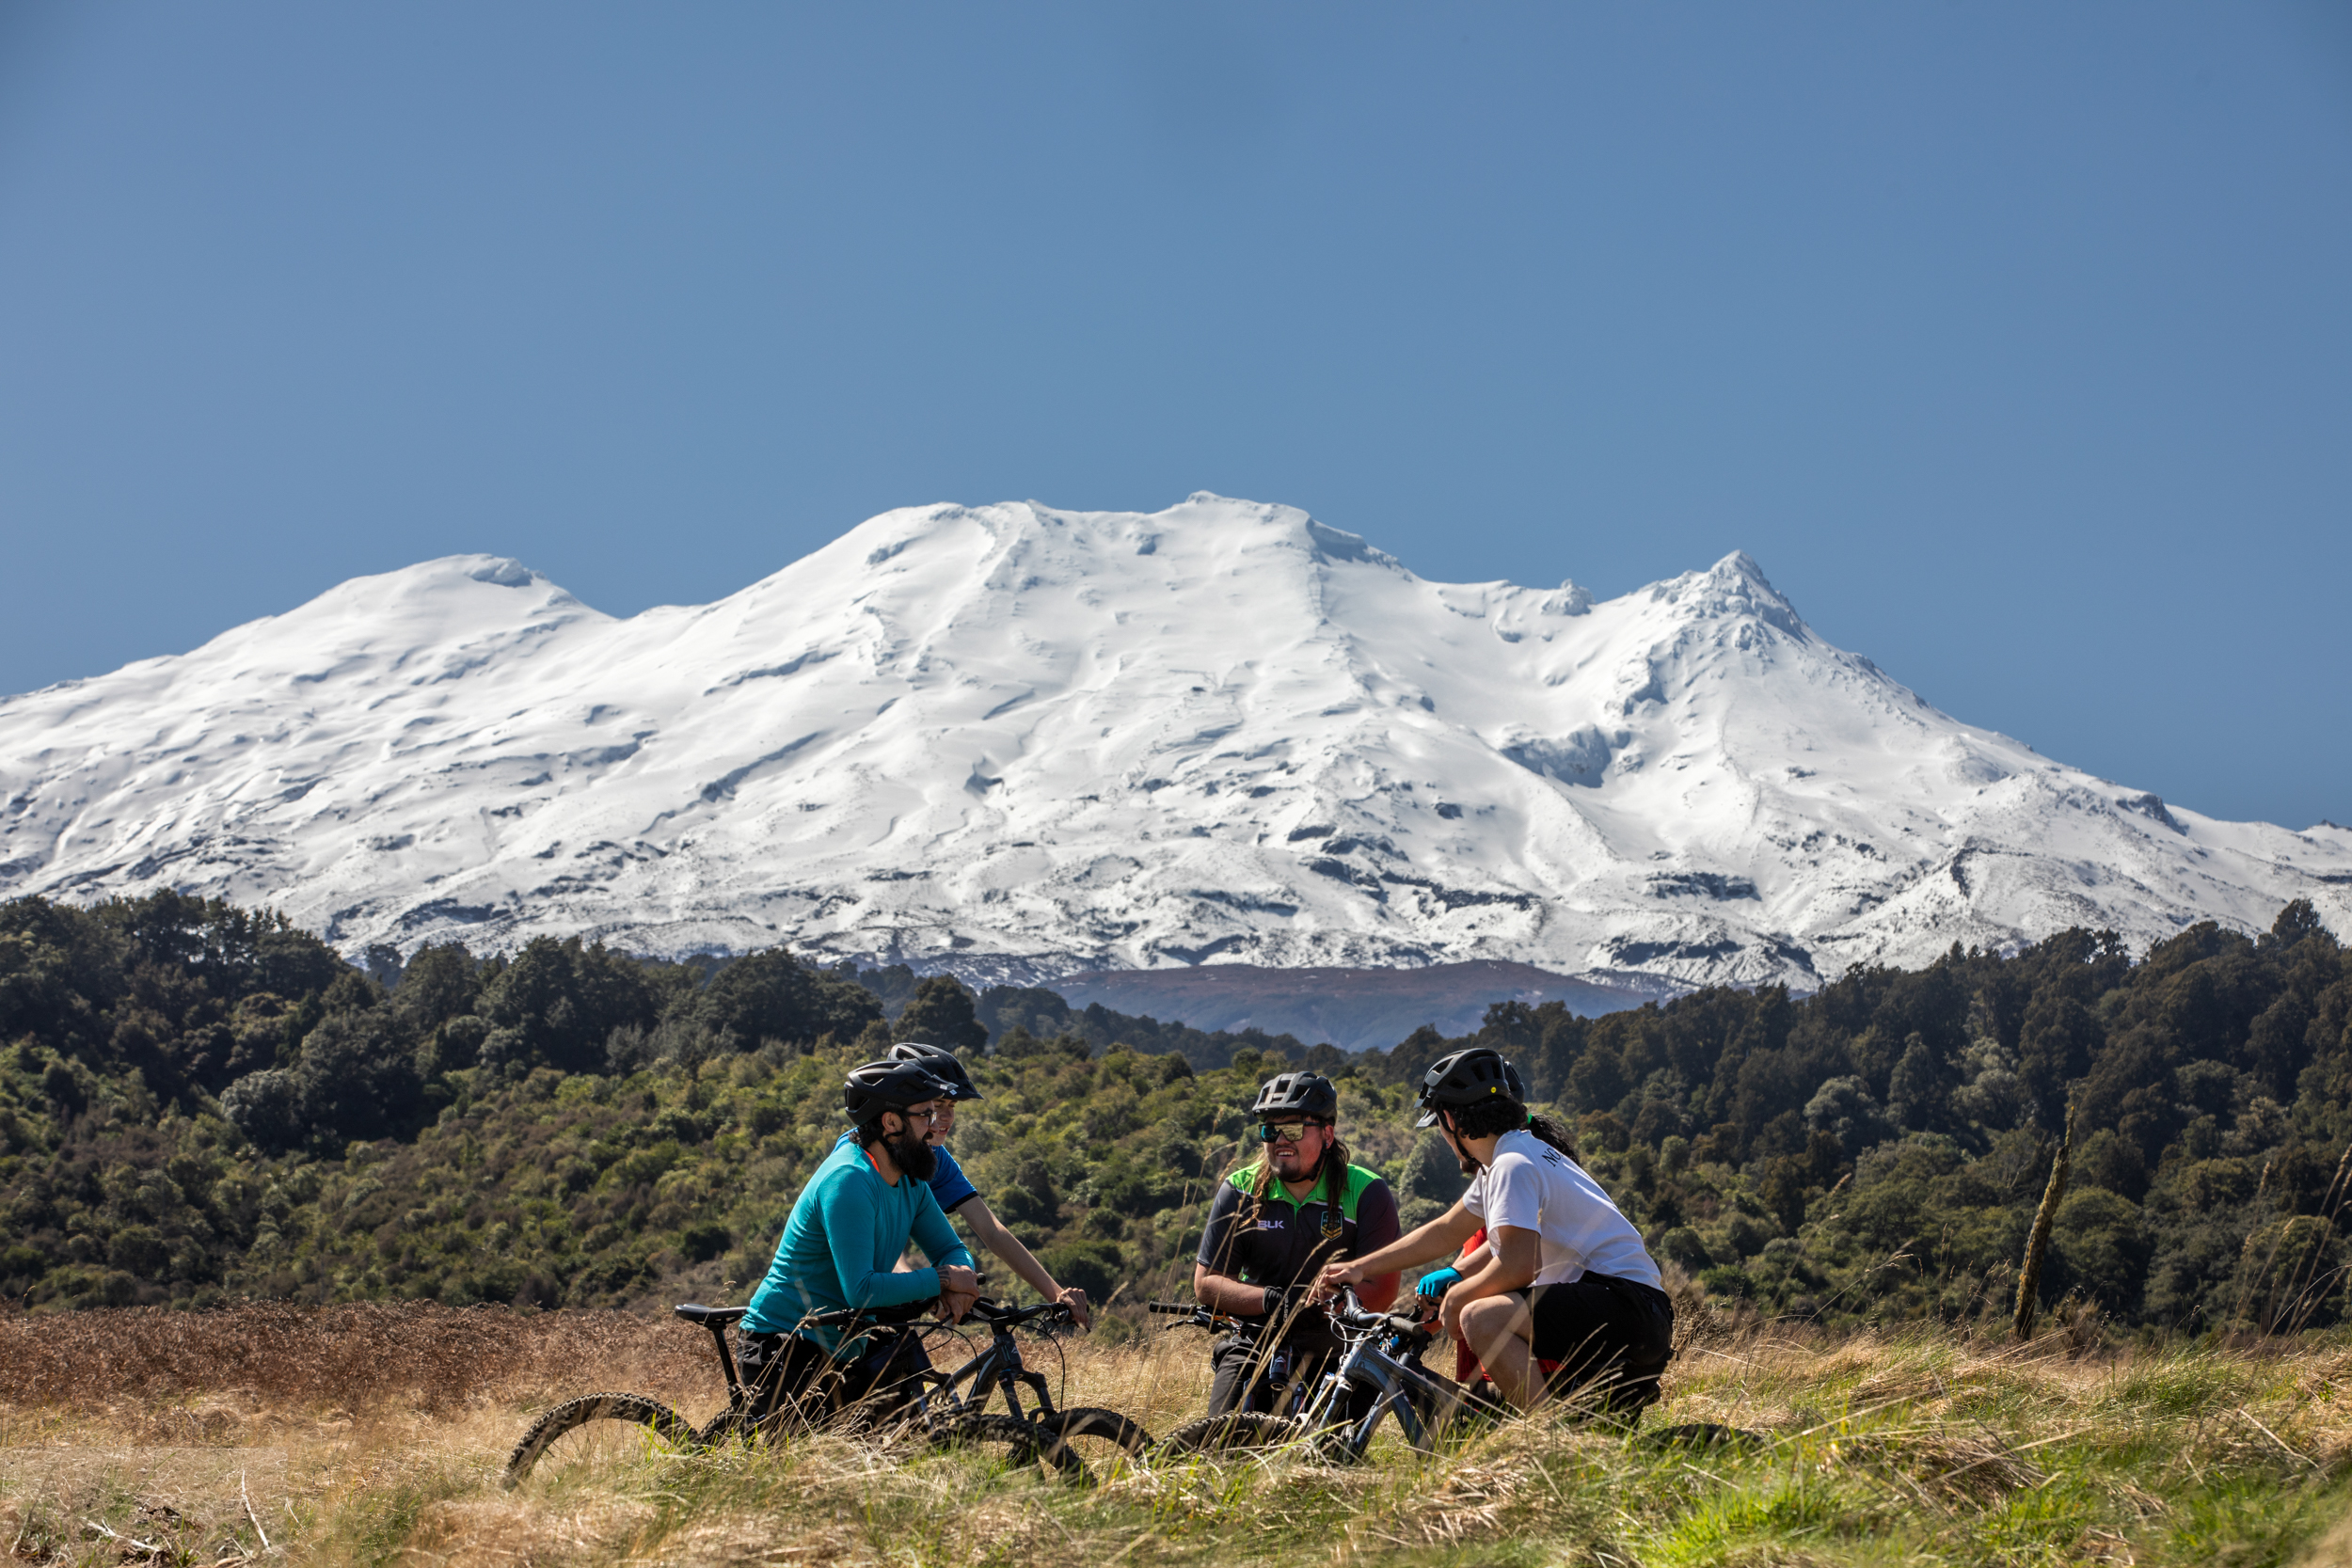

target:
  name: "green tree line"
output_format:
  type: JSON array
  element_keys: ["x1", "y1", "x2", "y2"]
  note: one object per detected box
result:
[{"x1": 3, "y1": 891, "x2": 2347, "y2": 1335}]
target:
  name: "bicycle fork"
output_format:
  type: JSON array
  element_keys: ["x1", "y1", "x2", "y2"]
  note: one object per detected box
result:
[
  {"x1": 1322, "y1": 1343, "x2": 1435, "y2": 1458},
  {"x1": 972, "y1": 1338, "x2": 1058, "y2": 1421}
]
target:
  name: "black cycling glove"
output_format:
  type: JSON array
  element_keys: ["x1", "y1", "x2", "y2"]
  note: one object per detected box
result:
[{"x1": 1261, "y1": 1285, "x2": 1311, "y2": 1317}]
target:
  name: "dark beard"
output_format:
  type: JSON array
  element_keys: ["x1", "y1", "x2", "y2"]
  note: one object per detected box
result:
[{"x1": 893, "y1": 1126, "x2": 938, "y2": 1181}]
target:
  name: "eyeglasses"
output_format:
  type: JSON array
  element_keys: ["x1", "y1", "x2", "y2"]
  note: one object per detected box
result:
[
  {"x1": 902, "y1": 1107, "x2": 947, "y2": 1126},
  {"x1": 1255, "y1": 1120, "x2": 1329, "y2": 1144}
]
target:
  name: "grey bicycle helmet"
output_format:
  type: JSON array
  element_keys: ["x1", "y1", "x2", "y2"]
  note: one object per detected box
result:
[
  {"x1": 1414, "y1": 1047, "x2": 1517, "y2": 1128},
  {"x1": 1251, "y1": 1071, "x2": 1339, "y2": 1122},
  {"x1": 843, "y1": 1058, "x2": 955, "y2": 1120},
  {"x1": 886, "y1": 1039, "x2": 981, "y2": 1101}
]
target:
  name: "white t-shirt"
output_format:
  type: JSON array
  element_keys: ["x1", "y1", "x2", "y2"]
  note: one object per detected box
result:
[{"x1": 1462, "y1": 1129, "x2": 1661, "y2": 1291}]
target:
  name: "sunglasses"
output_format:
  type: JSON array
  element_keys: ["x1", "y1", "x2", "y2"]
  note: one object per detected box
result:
[{"x1": 1255, "y1": 1120, "x2": 1330, "y2": 1145}]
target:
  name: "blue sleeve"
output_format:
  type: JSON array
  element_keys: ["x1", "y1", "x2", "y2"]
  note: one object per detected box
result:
[
  {"x1": 818, "y1": 1168, "x2": 960, "y2": 1309},
  {"x1": 928, "y1": 1146, "x2": 980, "y2": 1213}
]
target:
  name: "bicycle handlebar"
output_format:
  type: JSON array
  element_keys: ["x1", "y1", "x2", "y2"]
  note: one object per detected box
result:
[
  {"x1": 1148, "y1": 1299, "x2": 1281, "y2": 1344},
  {"x1": 965, "y1": 1297, "x2": 1074, "y2": 1329},
  {"x1": 1333, "y1": 1303, "x2": 1430, "y2": 1337},
  {"x1": 1323, "y1": 1286, "x2": 1435, "y2": 1343}
]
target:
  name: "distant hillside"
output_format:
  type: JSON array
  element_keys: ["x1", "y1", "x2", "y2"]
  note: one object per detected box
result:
[
  {"x1": 1049, "y1": 960, "x2": 1655, "y2": 1053},
  {"x1": 7, "y1": 890, "x2": 2351, "y2": 1337}
]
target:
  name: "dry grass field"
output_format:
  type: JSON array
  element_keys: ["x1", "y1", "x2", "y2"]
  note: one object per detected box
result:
[{"x1": 5, "y1": 1303, "x2": 2352, "y2": 1567}]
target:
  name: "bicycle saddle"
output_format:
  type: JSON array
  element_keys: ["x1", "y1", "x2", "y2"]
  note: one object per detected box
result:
[{"x1": 673, "y1": 1303, "x2": 749, "y2": 1326}]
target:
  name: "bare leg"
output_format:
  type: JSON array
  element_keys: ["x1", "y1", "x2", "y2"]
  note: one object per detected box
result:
[{"x1": 1457, "y1": 1294, "x2": 1548, "y2": 1412}]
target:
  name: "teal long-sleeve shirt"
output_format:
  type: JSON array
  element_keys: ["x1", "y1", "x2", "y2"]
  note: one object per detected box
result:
[{"x1": 742, "y1": 1136, "x2": 975, "y2": 1351}]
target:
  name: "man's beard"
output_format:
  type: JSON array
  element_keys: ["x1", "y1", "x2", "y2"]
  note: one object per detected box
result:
[
  {"x1": 893, "y1": 1125, "x2": 938, "y2": 1181},
  {"x1": 1275, "y1": 1146, "x2": 1322, "y2": 1182}
]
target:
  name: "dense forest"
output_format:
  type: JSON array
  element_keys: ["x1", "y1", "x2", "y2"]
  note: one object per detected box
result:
[{"x1": 3, "y1": 891, "x2": 2348, "y2": 1337}]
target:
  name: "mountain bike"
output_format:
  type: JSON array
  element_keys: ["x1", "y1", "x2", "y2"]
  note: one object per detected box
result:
[
  {"x1": 1148, "y1": 1299, "x2": 1336, "y2": 1452},
  {"x1": 504, "y1": 1297, "x2": 1148, "y2": 1487},
  {"x1": 914, "y1": 1296, "x2": 1151, "y2": 1481},
  {"x1": 1152, "y1": 1290, "x2": 1505, "y2": 1461}
]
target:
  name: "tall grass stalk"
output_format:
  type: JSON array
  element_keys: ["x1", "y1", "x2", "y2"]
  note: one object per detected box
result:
[{"x1": 3, "y1": 1302, "x2": 2348, "y2": 1566}]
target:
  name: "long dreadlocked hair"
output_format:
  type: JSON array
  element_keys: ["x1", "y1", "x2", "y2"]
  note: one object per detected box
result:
[{"x1": 1243, "y1": 1131, "x2": 1355, "y2": 1240}]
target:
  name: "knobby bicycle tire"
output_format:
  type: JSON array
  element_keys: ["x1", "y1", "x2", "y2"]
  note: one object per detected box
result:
[
  {"x1": 693, "y1": 1407, "x2": 756, "y2": 1449},
  {"x1": 502, "y1": 1393, "x2": 700, "y2": 1487},
  {"x1": 1032, "y1": 1405, "x2": 1152, "y2": 1484},
  {"x1": 928, "y1": 1411, "x2": 1055, "y2": 1471},
  {"x1": 1158, "y1": 1412, "x2": 1306, "y2": 1455}
]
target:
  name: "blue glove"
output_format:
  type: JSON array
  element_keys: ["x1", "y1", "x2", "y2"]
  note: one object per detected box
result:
[{"x1": 1415, "y1": 1266, "x2": 1462, "y2": 1303}]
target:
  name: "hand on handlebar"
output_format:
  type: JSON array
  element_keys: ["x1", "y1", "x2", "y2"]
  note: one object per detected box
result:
[
  {"x1": 1054, "y1": 1285, "x2": 1093, "y2": 1332},
  {"x1": 936, "y1": 1263, "x2": 980, "y2": 1323},
  {"x1": 1312, "y1": 1259, "x2": 1368, "y2": 1304},
  {"x1": 1414, "y1": 1265, "x2": 1461, "y2": 1307}
]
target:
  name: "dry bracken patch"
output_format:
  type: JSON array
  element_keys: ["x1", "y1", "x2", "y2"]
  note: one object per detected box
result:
[{"x1": 4, "y1": 1304, "x2": 2351, "y2": 1567}]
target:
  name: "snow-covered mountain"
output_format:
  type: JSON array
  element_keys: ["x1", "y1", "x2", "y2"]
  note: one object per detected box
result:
[{"x1": 3, "y1": 495, "x2": 2345, "y2": 992}]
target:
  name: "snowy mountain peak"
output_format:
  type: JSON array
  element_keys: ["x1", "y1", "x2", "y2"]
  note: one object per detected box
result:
[
  {"x1": 1637, "y1": 549, "x2": 1810, "y2": 640},
  {"x1": 0, "y1": 495, "x2": 2343, "y2": 992}
]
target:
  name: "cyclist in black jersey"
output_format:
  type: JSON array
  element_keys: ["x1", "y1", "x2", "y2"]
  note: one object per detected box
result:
[{"x1": 1191, "y1": 1072, "x2": 1401, "y2": 1417}]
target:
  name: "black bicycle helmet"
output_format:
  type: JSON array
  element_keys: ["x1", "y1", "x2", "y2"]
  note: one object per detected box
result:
[
  {"x1": 886, "y1": 1039, "x2": 981, "y2": 1101},
  {"x1": 1251, "y1": 1071, "x2": 1339, "y2": 1121},
  {"x1": 843, "y1": 1058, "x2": 955, "y2": 1120},
  {"x1": 1415, "y1": 1047, "x2": 1517, "y2": 1128}
]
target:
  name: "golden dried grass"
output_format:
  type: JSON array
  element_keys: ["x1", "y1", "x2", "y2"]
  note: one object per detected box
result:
[
  {"x1": 5, "y1": 1305, "x2": 2351, "y2": 1566},
  {"x1": 0, "y1": 1303, "x2": 707, "y2": 1413}
]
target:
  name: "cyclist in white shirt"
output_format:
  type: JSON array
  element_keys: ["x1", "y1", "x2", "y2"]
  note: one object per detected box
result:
[{"x1": 1317, "y1": 1047, "x2": 1672, "y2": 1416}]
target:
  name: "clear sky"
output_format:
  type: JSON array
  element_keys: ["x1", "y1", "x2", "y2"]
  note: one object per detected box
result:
[{"x1": 2, "y1": 3, "x2": 2346, "y2": 831}]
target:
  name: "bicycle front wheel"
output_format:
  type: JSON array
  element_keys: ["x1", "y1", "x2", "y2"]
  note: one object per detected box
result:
[
  {"x1": 502, "y1": 1393, "x2": 700, "y2": 1488},
  {"x1": 1034, "y1": 1406, "x2": 1152, "y2": 1483}
]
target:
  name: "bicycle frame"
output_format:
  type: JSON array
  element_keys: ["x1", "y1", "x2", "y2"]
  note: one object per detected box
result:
[
  {"x1": 917, "y1": 1306, "x2": 1068, "y2": 1422},
  {"x1": 1289, "y1": 1291, "x2": 1481, "y2": 1460}
]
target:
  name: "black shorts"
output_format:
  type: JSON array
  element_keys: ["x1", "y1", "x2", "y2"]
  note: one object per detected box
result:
[
  {"x1": 1514, "y1": 1274, "x2": 1674, "y2": 1411},
  {"x1": 737, "y1": 1325, "x2": 931, "y2": 1418}
]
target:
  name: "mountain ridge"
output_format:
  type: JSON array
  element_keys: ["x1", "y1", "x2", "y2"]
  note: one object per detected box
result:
[{"x1": 2, "y1": 494, "x2": 2344, "y2": 990}]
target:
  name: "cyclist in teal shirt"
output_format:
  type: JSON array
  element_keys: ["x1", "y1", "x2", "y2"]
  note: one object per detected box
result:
[
  {"x1": 737, "y1": 1059, "x2": 980, "y2": 1407},
  {"x1": 865, "y1": 1040, "x2": 1094, "y2": 1330}
]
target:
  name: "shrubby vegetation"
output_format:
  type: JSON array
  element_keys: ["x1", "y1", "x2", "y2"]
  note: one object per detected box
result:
[
  {"x1": 1345, "y1": 900, "x2": 2352, "y2": 1334},
  {"x1": 3, "y1": 891, "x2": 2347, "y2": 1337}
]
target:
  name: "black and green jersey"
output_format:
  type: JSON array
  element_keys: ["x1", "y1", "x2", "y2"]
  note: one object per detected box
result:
[{"x1": 1195, "y1": 1161, "x2": 1400, "y2": 1347}]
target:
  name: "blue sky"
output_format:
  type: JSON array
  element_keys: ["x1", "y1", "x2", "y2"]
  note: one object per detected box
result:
[{"x1": 2, "y1": 3, "x2": 2346, "y2": 830}]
